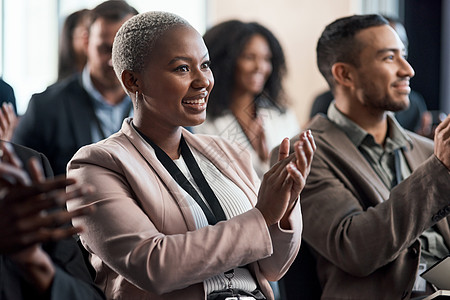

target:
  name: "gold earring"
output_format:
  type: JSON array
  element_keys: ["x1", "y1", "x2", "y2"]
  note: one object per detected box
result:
[{"x1": 135, "y1": 91, "x2": 139, "y2": 110}]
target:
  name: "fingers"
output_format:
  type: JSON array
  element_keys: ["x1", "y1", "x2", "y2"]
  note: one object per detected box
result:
[
  {"x1": 33, "y1": 205, "x2": 94, "y2": 233},
  {"x1": 291, "y1": 130, "x2": 314, "y2": 175},
  {"x1": 269, "y1": 130, "x2": 316, "y2": 185},
  {"x1": 282, "y1": 130, "x2": 316, "y2": 198},
  {"x1": 6, "y1": 226, "x2": 84, "y2": 254},
  {"x1": 0, "y1": 103, "x2": 18, "y2": 141},
  {"x1": 5, "y1": 177, "x2": 75, "y2": 203},
  {"x1": 434, "y1": 114, "x2": 450, "y2": 169},
  {"x1": 1, "y1": 142, "x2": 24, "y2": 169},
  {"x1": 435, "y1": 114, "x2": 450, "y2": 139},
  {"x1": 33, "y1": 176, "x2": 76, "y2": 195},
  {"x1": 0, "y1": 144, "x2": 30, "y2": 186},
  {"x1": 0, "y1": 107, "x2": 7, "y2": 138},
  {"x1": 0, "y1": 163, "x2": 30, "y2": 186},
  {"x1": 3, "y1": 103, "x2": 17, "y2": 126},
  {"x1": 277, "y1": 137, "x2": 290, "y2": 162},
  {"x1": 0, "y1": 178, "x2": 86, "y2": 222},
  {"x1": 1, "y1": 204, "x2": 94, "y2": 253},
  {"x1": 285, "y1": 161, "x2": 304, "y2": 190},
  {"x1": 28, "y1": 157, "x2": 46, "y2": 183}
]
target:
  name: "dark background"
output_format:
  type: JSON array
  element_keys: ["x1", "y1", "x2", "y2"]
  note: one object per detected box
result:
[{"x1": 402, "y1": 0, "x2": 447, "y2": 113}]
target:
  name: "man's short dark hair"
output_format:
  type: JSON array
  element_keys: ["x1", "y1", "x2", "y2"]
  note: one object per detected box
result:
[
  {"x1": 316, "y1": 14, "x2": 389, "y2": 91},
  {"x1": 90, "y1": 0, "x2": 138, "y2": 26}
]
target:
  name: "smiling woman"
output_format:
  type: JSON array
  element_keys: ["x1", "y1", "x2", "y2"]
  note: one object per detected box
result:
[
  {"x1": 66, "y1": 10, "x2": 316, "y2": 300},
  {"x1": 123, "y1": 24, "x2": 213, "y2": 139}
]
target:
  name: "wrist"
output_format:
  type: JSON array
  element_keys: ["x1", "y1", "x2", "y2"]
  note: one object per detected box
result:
[{"x1": 280, "y1": 196, "x2": 299, "y2": 229}]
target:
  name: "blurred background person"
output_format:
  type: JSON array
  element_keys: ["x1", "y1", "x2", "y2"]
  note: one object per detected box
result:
[
  {"x1": 0, "y1": 9, "x2": 92, "y2": 142},
  {"x1": 12, "y1": 0, "x2": 138, "y2": 176},
  {"x1": 57, "y1": 8, "x2": 92, "y2": 82},
  {"x1": 194, "y1": 20, "x2": 300, "y2": 179}
]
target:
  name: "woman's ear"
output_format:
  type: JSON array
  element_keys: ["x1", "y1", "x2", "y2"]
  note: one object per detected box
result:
[
  {"x1": 331, "y1": 62, "x2": 355, "y2": 88},
  {"x1": 121, "y1": 70, "x2": 139, "y2": 94}
]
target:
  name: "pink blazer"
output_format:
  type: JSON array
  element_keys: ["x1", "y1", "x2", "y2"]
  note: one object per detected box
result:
[{"x1": 67, "y1": 118, "x2": 302, "y2": 300}]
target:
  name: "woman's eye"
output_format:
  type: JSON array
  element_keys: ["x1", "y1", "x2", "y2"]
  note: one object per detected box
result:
[
  {"x1": 201, "y1": 61, "x2": 211, "y2": 69},
  {"x1": 175, "y1": 65, "x2": 189, "y2": 72}
]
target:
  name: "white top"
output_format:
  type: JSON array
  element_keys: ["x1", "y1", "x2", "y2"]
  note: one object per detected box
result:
[
  {"x1": 194, "y1": 107, "x2": 300, "y2": 178},
  {"x1": 173, "y1": 147, "x2": 258, "y2": 295}
]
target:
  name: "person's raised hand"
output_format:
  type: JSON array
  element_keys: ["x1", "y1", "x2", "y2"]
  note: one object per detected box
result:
[
  {"x1": 256, "y1": 130, "x2": 316, "y2": 227},
  {"x1": 0, "y1": 142, "x2": 94, "y2": 255},
  {"x1": 0, "y1": 102, "x2": 18, "y2": 141},
  {"x1": 434, "y1": 114, "x2": 450, "y2": 170},
  {"x1": 0, "y1": 142, "x2": 94, "y2": 292}
]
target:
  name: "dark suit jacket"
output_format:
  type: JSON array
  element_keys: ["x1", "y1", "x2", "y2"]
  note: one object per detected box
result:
[
  {"x1": 0, "y1": 141, "x2": 105, "y2": 300},
  {"x1": 0, "y1": 78, "x2": 17, "y2": 113},
  {"x1": 277, "y1": 115, "x2": 450, "y2": 300},
  {"x1": 12, "y1": 75, "x2": 97, "y2": 176}
]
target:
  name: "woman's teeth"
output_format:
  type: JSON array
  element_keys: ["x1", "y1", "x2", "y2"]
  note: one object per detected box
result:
[{"x1": 183, "y1": 98, "x2": 205, "y2": 104}]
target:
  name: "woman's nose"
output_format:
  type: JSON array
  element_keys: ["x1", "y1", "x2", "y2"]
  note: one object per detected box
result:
[{"x1": 192, "y1": 70, "x2": 212, "y2": 89}]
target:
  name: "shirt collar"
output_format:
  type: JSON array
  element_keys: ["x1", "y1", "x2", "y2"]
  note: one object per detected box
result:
[
  {"x1": 327, "y1": 102, "x2": 413, "y2": 150},
  {"x1": 81, "y1": 64, "x2": 129, "y2": 107}
]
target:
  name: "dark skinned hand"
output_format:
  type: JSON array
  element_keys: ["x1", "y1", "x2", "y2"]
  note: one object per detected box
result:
[
  {"x1": 0, "y1": 142, "x2": 94, "y2": 292},
  {"x1": 256, "y1": 130, "x2": 316, "y2": 228}
]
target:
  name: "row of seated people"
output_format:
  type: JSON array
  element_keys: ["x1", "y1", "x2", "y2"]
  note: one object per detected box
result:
[{"x1": 1, "y1": 3, "x2": 449, "y2": 300}]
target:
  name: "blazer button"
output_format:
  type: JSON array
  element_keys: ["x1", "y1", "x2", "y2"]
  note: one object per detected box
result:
[{"x1": 402, "y1": 290, "x2": 409, "y2": 299}]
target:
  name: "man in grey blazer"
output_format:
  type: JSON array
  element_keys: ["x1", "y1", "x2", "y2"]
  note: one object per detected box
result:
[
  {"x1": 276, "y1": 14, "x2": 450, "y2": 299},
  {"x1": 12, "y1": 1, "x2": 138, "y2": 175}
]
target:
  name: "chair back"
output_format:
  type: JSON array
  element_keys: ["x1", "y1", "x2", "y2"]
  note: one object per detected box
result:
[{"x1": 279, "y1": 241, "x2": 322, "y2": 300}]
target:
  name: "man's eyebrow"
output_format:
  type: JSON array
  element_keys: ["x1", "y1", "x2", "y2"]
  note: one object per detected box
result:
[
  {"x1": 167, "y1": 53, "x2": 209, "y2": 65},
  {"x1": 376, "y1": 48, "x2": 405, "y2": 55}
]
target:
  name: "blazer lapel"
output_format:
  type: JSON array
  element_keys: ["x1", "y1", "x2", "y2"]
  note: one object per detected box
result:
[
  {"x1": 121, "y1": 121, "x2": 198, "y2": 231},
  {"x1": 65, "y1": 77, "x2": 94, "y2": 147},
  {"x1": 403, "y1": 138, "x2": 428, "y2": 171},
  {"x1": 311, "y1": 116, "x2": 390, "y2": 201}
]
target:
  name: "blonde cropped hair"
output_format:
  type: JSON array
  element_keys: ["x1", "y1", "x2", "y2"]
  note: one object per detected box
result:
[{"x1": 112, "y1": 11, "x2": 190, "y2": 82}]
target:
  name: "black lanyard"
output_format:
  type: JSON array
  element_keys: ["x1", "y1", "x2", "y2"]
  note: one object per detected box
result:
[{"x1": 136, "y1": 129, "x2": 226, "y2": 225}]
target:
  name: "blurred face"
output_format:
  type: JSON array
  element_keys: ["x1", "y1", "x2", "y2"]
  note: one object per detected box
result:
[
  {"x1": 234, "y1": 34, "x2": 272, "y2": 96},
  {"x1": 138, "y1": 25, "x2": 214, "y2": 128},
  {"x1": 72, "y1": 18, "x2": 89, "y2": 60},
  {"x1": 87, "y1": 16, "x2": 133, "y2": 87},
  {"x1": 352, "y1": 25, "x2": 415, "y2": 112}
]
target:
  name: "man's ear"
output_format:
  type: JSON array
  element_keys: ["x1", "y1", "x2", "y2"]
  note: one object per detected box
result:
[
  {"x1": 331, "y1": 62, "x2": 355, "y2": 88},
  {"x1": 121, "y1": 70, "x2": 139, "y2": 94}
]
